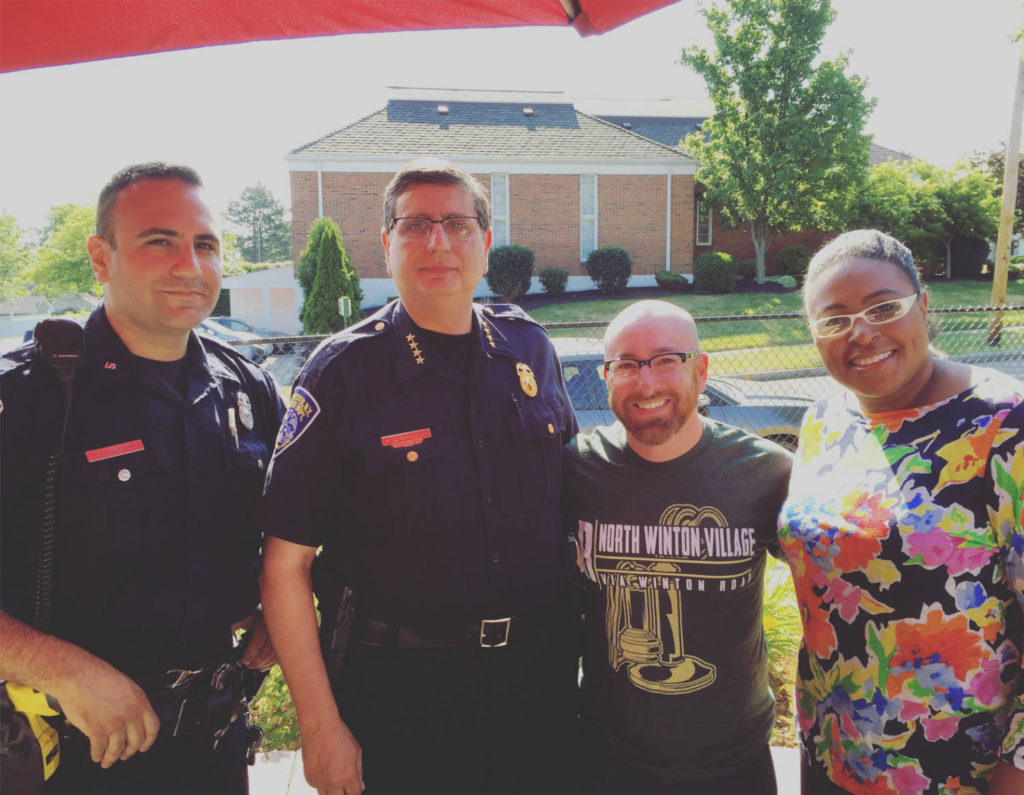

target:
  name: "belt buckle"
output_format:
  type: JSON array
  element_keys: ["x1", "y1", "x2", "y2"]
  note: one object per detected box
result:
[{"x1": 480, "y1": 617, "x2": 511, "y2": 648}]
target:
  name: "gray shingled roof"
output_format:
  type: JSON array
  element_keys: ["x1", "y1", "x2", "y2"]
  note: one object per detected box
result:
[
  {"x1": 291, "y1": 100, "x2": 693, "y2": 161},
  {"x1": 596, "y1": 115, "x2": 705, "y2": 148},
  {"x1": 869, "y1": 143, "x2": 915, "y2": 166},
  {"x1": 595, "y1": 115, "x2": 916, "y2": 166}
]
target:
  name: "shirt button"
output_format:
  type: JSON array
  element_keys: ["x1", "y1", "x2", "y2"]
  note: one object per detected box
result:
[
  {"x1": 547, "y1": 423, "x2": 555, "y2": 434},
  {"x1": 477, "y1": 440, "x2": 485, "y2": 449},
  {"x1": 491, "y1": 554, "x2": 500, "y2": 564},
  {"x1": 374, "y1": 321, "x2": 386, "y2": 331},
  {"x1": 406, "y1": 450, "x2": 419, "y2": 462},
  {"x1": 117, "y1": 468, "x2": 131, "y2": 482},
  {"x1": 487, "y1": 496, "x2": 494, "y2": 505}
]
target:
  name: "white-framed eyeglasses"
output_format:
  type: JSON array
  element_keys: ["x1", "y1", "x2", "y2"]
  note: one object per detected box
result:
[
  {"x1": 390, "y1": 216, "x2": 483, "y2": 240},
  {"x1": 810, "y1": 293, "x2": 921, "y2": 339},
  {"x1": 603, "y1": 351, "x2": 702, "y2": 379}
]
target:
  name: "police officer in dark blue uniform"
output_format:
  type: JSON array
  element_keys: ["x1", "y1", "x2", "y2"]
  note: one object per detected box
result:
[
  {"x1": 260, "y1": 158, "x2": 580, "y2": 795},
  {"x1": 0, "y1": 163, "x2": 284, "y2": 794}
]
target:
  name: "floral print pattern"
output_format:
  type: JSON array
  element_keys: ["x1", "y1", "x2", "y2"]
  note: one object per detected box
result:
[{"x1": 779, "y1": 370, "x2": 1024, "y2": 794}]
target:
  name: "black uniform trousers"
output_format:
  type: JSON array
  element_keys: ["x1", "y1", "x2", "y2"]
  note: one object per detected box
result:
[
  {"x1": 333, "y1": 604, "x2": 581, "y2": 795},
  {"x1": 40, "y1": 720, "x2": 247, "y2": 795}
]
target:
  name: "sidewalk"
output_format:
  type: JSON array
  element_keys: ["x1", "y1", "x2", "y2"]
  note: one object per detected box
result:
[{"x1": 250, "y1": 745, "x2": 801, "y2": 795}]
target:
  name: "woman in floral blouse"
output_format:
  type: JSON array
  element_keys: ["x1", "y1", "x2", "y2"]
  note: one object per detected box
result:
[{"x1": 779, "y1": 229, "x2": 1024, "y2": 795}]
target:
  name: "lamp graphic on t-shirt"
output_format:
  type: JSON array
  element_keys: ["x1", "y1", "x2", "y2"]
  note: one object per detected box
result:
[{"x1": 604, "y1": 504, "x2": 721, "y2": 695}]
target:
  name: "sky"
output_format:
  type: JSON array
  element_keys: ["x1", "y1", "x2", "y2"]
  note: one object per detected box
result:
[{"x1": 0, "y1": 0, "x2": 1021, "y2": 236}]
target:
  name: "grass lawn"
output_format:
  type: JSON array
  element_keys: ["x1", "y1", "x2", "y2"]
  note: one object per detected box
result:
[
  {"x1": 530, "y1": 277, "x2": 1024, "y2": 325},
  {"x1": 531, "y1": 278, "x2": 1024, "y2": 375}
]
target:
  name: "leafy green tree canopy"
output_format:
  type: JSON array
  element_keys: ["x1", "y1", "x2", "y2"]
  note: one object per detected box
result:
[
  {"x1": 225, "y1": 183, "x2": 291, "y2": 263},
  {"x1": 31, "y1": 203, "x2": 100, "y2": 298},
  {"x1": 680, "y1": 0, "x2": 875, "y2": 282},
  {"x1": 852, "y1": 159, "x2": 1000, "y2": 278},
  {"x1": 0, "y1": 212, "x2": 31, "y2": 302}
]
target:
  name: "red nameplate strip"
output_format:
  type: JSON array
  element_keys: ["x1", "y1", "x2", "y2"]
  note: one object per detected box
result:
[
  {"x1": 85, "y1": 439, "x2": 145, "y2": 462},
  {"x1": 380, "y1": 428, "x2": 432, "y2": 449}
]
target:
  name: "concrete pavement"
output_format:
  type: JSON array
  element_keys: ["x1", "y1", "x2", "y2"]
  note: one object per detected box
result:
[{"x1": 249, "y1": 745, "x2": 802, "y2": 794}]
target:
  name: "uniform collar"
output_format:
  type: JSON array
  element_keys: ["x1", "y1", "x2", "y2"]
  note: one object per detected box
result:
[
  {"x1": 85, "y1": 305, "x2": 242, "y2": 404},
  {"x1": 389, "y1": 301, "x2": 519, "y2": 384}
]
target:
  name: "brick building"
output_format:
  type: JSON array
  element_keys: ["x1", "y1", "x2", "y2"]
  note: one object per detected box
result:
[
  {"x1": 286, "y1": 88, "x2": 914, "y2": 308},
  {"x1": 287, "y1": 88, "x2": 697, "y2": 307}
]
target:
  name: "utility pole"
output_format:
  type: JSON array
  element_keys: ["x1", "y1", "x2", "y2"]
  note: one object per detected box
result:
[{"x1": 988, "y1": 37, "x2": 1024, "y2": 346}]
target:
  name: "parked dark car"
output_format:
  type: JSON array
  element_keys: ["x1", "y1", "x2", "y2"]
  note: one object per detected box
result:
[
  {"x1": 554, "y1": 339, "x2": 811, "y2": 450},
  {"x1": 196, "y1": 321, "x2": 271, "y2": 364},
  {"x1": 207, "y1": 316, "x2": 286, "y2": 339}
]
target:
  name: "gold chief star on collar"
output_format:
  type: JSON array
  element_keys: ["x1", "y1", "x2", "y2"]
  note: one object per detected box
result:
[
  {"x1": 481, "y1": 318, "x2": 497, "y2": 349},
  {"x1": 406, "y1": 333, "x2": 425, "y2": 365}
]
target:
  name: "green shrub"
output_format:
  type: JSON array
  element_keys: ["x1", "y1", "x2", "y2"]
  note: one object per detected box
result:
[
  {"x1": 584, "y1": 246, "x2": 633, "y2": 294},
  {"x1": 775, "y1": 245, "x2": 812, "y2": 286},
  {"x1": 654, "y1": 271, "x2": 692, "y2": 292},
  {"x1": 692, "y1": 251, "x2": 735, "y2": 294},
  {"x1": 486, "y1": 245, "x2": 535, "y2": 301},
  {"x1": 735, "y1": 259, "x2": 757, "y2": 282},
  {"x1": 538, "y1": 267, "x2": 569, "y2": 296},
  {"x1": 250, "y1": 665, "x2": 300, "y2": 751},
  {"x1": 765, "y1": 274, "x2": 798, "y2": 290}
]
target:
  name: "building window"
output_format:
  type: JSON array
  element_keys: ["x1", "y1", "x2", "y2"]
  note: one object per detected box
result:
[
  {"x1": 490, "y1": 174, "x2": 510, "y2": 247},
  {"x1": 580, "y1": 174, "x2": 597, "y2": 260},
  {"x1": 696, "y1": 200, "x2": 713, "y2": 246}
]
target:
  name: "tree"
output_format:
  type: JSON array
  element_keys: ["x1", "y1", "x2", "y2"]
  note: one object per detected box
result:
[
  {"x1": 680, "y1": 0, "x2": 875, "y2": 282},
  {"x1": 224, "y1": 183, "x2": 291, "y2": 263},
  {"x1": 296, "y1": 216, "x2": 334, "y2": 320},
  {"x1": 302, "y1": 220, "x2": 363, "y2": 334},
  {"x1": 915, "y1": 161, "x2": 1000, "y2": 279},
  {"x1": 969, "y1": 144, "x2": 1024, "y2": 238},
  {"x1": 31, "y1": 203, "x2": 99, "y2": 297},
  {"x1": 851, "y1": 160, "x2": 1000, "y2": 278},
  {"x1": 0, "y1": 212, "x2": 31, "y2": 302}
]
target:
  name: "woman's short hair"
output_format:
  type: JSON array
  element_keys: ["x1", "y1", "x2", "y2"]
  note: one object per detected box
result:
[{"x1": 804, "y1": 229, "x2": 922, "y2": 310}]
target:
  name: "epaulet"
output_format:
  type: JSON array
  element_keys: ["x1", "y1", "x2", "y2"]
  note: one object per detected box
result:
[
  {"x1": 0, "y1": 343, "x2": 37, "y2": 377},
  {"x1": 478, "y1": 303, "x2": 541, "y2": 327},
  {"x1": 300, "y1": 305, "x2": 395, "y2": 378}
]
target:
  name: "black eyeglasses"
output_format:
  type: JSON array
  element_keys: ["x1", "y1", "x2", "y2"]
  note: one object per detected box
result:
[
  {"x1": 603, "y1": 351, "x2": 702, "y2": 379},
  {"x1": 390, "y1": 217, "x2": 483, "y2": 240}
]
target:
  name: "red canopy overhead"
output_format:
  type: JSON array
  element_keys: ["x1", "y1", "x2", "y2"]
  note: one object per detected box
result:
[{"x1": 0, "y1": 0, "x2": 679, "y2": 73}]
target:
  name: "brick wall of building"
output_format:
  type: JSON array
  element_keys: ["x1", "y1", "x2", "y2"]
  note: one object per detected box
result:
[
  {"x1": 507, "y1": 174, "x2": 581, "y2": 273},
  {"x1": 598, "y1": 174, "x2": 668, "y2": 275},
  {"x1": 290, "y1": 168, "x2": 700, "y2": 282},
  {"x1": 671, "y1": 175, "x2": 696, "y2": 275}
]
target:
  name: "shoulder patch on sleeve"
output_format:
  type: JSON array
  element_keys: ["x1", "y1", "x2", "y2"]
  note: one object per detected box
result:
[{"x1": 274, "y1": 386, "x2": 321, "y2": 457}]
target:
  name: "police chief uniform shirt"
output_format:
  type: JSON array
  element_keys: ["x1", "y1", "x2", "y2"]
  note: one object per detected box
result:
[
  {"x1": 0, "y1": 306, "x2": 284, "y2": 676},
  {"x1": 259, "y1": 300, "x2": 578, "y2": 626}
]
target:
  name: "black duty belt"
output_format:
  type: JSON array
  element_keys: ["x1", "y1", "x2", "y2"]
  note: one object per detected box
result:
[{"x1": 353, "y1": 605, "x2": 556, "y2": 649}]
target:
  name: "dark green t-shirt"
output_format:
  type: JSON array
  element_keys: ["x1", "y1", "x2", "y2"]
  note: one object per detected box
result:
[{"x1": 563, "y1": 418, "x2": 793, "y2": 780}]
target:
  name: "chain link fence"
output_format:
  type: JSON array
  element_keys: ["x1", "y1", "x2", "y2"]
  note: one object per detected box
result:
[{"x1": 247, "y1": 305, "x2": 1024, "y2": 449}]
